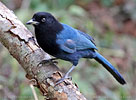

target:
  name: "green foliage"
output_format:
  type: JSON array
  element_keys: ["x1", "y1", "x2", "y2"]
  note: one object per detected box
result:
[
  {"x1": 69, "y1": 5, "x2": 86, "y2": 16},
  {"x1": 99, "y1": 31, "x2": 114, "y2": 48},
  {"x1": 119, "y1": 88, "x2": 128, "y2": 100},
  {"x1": 30, "y1": 0, "x2": 75, "y2": 10},
  {"x1": 19, "y1": 85, "x2": 34, "y2": 100},
  {"x1": 100, "y1": 0, "x2": 115, "y2": 7}
]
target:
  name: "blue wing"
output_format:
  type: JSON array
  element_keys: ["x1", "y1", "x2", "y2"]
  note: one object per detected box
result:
[
  {"x1": 57, "y1": 39, "x2": 76, "y2": 53},
  {"x1": 76, "y1": 30, "x2": 96, "y2": 46},
  {"x1": 56, "y1": 23, "x2": 97, "y2": 53}
]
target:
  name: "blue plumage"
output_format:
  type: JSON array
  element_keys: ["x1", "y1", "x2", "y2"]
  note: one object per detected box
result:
[
  {"x1": 95, "y1": 52, "x2": 126, "y2": 84},
  {"x1": 55, "y1": 23, "x2": 126, "y2": 84},
  {"x1": 56, "y1": 24, "x2": 97, "y2": 53},
  {"x1": 26, "y1": 12, "x2": 126, "y2": 85}
]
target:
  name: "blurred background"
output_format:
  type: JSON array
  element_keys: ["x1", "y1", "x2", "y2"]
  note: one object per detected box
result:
[{"x1": 0, "y1": 0, "x2": 136, "y2": 100}]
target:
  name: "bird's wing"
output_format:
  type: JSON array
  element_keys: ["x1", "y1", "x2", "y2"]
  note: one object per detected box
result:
[
  {"x1": 76, "y1": 30, "x2": 96, "y2": 46},
  {"x1": 57, "y1": 39, "x2": 76, "y2": 53},
  {"x1": 56, "y1": 24, "x2": 97, "y2": 53}
]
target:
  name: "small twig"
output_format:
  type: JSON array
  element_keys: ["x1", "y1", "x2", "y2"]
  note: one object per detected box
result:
[{"x1": 30, "y1": 84, "x2": 38, "y2": 100}]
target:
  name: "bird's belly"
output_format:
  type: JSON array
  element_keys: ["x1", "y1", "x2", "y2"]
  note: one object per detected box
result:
[
  {"x1": 42, "y1": 44, "x2": 60, "y2": 55},
  {"x1": 55, "y1": 50, "x2": 96, "y2": 65}
]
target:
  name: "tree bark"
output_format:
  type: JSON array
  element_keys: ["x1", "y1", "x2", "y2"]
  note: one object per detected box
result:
[{"x1": 0, "y1": 2, "x2": 87, "y2": 100}]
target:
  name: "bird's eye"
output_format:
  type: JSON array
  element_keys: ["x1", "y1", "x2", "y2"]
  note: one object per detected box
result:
[{"x1": 41, "y1": 18, "x2": 46, "y2": 22}]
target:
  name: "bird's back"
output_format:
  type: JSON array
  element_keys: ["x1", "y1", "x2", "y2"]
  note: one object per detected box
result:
[{"x1": 57, "y1": 23, "x2": 97, "y2": 51}]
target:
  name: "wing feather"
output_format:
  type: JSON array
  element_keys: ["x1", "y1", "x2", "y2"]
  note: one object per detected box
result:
[{"x1": 56, "y1": 23, "x2": 97, "y2": 53}]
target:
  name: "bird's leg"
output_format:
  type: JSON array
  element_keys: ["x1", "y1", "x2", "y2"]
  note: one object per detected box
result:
[
  {"x1": 55, "y1": 65, "x2": 76, "y2": 85},
  {"x1": 38, "y1": 58, "x2": 58, "y2": 66}
]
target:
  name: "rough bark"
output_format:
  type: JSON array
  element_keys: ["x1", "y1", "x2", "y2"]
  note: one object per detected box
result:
[{"x1": 0, "y1": 2, "x2": 87, "y2": 100}]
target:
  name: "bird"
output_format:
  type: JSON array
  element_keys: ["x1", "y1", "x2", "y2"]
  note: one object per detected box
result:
[{"x1": 26, "y1": 12, "x2": 126, "y2": 85}]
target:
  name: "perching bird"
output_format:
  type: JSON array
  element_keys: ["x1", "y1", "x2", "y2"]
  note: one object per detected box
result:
[{"x1": 26, "y1": 12, "x2": 126, "y2": 85}]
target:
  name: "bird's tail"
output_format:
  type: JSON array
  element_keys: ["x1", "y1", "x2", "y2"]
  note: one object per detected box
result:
[{"x1": 94, "y1": 52, "x2": 126, "y2": 85}]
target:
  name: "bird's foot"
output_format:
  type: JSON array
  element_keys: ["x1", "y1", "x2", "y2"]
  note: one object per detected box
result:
[
  {"x1": 55, "y1": 75, "x2": 72, "y2": 86},
  {"x1": 38, "y1": 58, "x2": 58, "y2": 66},
  {"x1": 55, "y1": 65, "x2": 76, "y2": 86},
  {"x1": 28, "y1": 37, "x2": 35, "y2": 42},
  {"x1": 40, "y1": 59, "x2": 58, "y2": 64}
]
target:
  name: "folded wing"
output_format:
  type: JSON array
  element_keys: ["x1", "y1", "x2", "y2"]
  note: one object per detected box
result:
[{"x1": 56, "y1": 23, "x2": 97, "y2": 53}]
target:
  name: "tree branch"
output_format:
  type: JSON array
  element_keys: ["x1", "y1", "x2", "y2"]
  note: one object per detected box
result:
[{"x1": 0, "y1": 2, "x2": 87, "y2": 100}]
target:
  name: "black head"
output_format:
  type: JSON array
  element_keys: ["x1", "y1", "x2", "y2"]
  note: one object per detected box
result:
[
  {"x1": 26, "y1": 12, "x2": 57, "y2": 26},
  {"x1": 26, "y1": 12, "x2": 62, "y2": 55},
  {"x1": 26, "y1": 12, "x2": 63, "y2": 34}
]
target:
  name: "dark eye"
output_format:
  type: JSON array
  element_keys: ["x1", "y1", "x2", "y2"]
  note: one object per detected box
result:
[{"x1": 41, "y1": 18, "x2": 46, "y2": 22}]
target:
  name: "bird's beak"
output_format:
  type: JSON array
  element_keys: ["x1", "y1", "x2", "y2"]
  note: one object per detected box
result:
[{"x1": 26, "y1": 19, "x2": 39, "y2": 25}]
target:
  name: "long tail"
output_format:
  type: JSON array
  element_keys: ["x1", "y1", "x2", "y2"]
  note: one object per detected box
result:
[{"x1": 94, "y1": 52, "x2": 126, "y2": 85}]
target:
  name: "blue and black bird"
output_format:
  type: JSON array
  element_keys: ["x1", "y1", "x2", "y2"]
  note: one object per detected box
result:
[{"x1": 26, "y1": 12, "x2": 126, "y2": 85}]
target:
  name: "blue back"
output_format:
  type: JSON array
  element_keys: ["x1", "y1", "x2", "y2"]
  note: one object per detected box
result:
[{"x1": 56, "y1": 23, "x2": 97, "y2": 53}]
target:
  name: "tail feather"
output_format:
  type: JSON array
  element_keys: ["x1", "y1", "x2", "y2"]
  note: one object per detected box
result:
[{"x1": 94, "y1": 52, "x2": 126, "y2": 85}]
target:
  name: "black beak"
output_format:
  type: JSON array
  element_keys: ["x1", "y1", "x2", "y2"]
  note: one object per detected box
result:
[{"x1": 26, "y1": 19, "x2": 39, "y2": 25}]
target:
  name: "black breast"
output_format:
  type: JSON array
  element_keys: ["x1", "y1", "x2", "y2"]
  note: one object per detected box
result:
[
  {"x1": 36, "y1": 33, "x2": 60, "y2": 56},
  {"x1": 35, "y1": 32, "x2": 61, "y2": 56},
  {"x1": 34, "y1": 19, "x2": 63, "y2": 56}
]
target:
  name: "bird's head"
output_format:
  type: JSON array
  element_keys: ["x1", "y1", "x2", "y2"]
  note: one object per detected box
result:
[
  {"x1": 26, "y1": 12, "x2": 63, "y2": 34},
  {"x1": 26, "y1": 12, "x2": 57, "y2": 27}
]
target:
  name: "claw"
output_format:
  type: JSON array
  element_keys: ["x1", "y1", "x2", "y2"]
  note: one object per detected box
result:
[
  {"x1": 55, "y1": 78, "x2": 66, "y2": 85},
  {"x1": 55, "y1": 65, "x2": 76, "y2": 86},
  {"x1": 37, "y1": 58, "x2": 58, "y2": 66},
  {"x1": 55, "y1": 75, "x2": 72, "y2": 86},
  {"x1": 52, "y1": 60, "x2": 58, "y2": 64}
]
